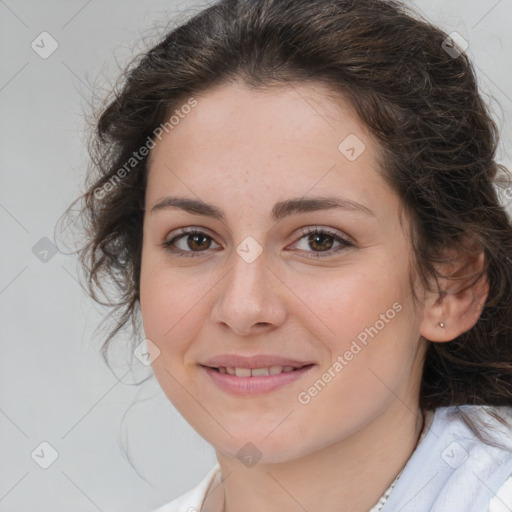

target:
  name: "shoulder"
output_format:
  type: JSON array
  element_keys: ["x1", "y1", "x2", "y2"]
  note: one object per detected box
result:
[
  {"x1": 381, "y1": 405, "x2": 512, "y2": 511},
  {"x1": 435, "y1": 404, "x2": 512, "y2": 448},
  {"x1": 151, "y1": 464, "x2": 221, "y2": 512},
  {"x1": 488, "y1": 474, "x2": 512, "y2": 512},
  {"x1": 436, "y1": 405, "x2": 512, "y2": 511}
]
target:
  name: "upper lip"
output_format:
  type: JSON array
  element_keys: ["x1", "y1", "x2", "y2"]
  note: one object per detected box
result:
[{"x1": 201, "y1": 355, "x2": 315, "y2": 369}]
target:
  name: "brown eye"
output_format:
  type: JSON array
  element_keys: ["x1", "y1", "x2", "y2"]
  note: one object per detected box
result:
[
  {"x1": 183, "y1": 233, "x2": 211, "y2": 251},
  {"x1": 307, "y1": 232, "x2": 335, "y2": 252},
  {"x1": 290, "y1": 227, "x2": 353, "y2": 259},
  {"x1": 161, "y1": 228, "x2": 221, "y2": 257}
]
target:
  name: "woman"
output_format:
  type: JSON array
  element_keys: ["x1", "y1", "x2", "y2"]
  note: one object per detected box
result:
[{"x1": 71, "y1": 0, "x2": 512, "y2": 510}]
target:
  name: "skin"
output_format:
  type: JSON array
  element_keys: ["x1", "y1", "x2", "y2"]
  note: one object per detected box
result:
[{"x1": 139, "y1": 80, "x2": 488, "y2": 512}]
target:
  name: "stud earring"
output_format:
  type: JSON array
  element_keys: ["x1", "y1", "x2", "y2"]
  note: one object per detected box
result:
[{"x1": 439, "y1": 322, "x2": 445, "y2": 328}]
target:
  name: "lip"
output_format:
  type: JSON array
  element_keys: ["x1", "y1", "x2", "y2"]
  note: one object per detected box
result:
[
  {"x1": 201, "y1": 354, "x2": 314, "y2": 369},
  {"x1": 202, "y1": 364, "x2": 315, "y2": 395}
]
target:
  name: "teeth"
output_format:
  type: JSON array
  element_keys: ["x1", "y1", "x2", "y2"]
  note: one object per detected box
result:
[
  {"x1": 234, "y1": 367, "x2": 252, "y2": 377},
  {"x1": 217, "y1": 366, "x2": 302, "y2": 377},
  {"x1": 251, "y1": 368, "x2": 269, "y2": 376}
]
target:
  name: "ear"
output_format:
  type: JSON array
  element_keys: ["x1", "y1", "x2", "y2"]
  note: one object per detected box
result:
[{"x1": 420, "y1": 239, "x2": 489, "y2": 342}]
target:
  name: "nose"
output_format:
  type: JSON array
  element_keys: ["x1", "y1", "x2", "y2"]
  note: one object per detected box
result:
[{"x1": 209, "y1": 247, "x2": 287, "y2": 336}]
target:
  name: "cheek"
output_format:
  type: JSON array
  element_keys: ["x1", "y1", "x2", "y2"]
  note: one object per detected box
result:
[
  {"x1": 139, "y1": 249, "x2": 221, "y2": 382},
  {"x1": 139, "y1": 259, "x2": 203, "y2": 409},
  {"x1": 292, "y1": 260, "x2": 409, "y2": 341},
  {"x1": 139, "y1": 252, "x2": 192, "y2": 364},
  {"x1": 294, "y1": 261, "x2": 418, "y2": 395},
  {"x1": 140, "y1": 244, "x2": 194, "y2": 336}
]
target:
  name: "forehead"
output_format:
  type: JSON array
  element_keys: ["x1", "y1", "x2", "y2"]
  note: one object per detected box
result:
[
  {"x1": 149, "y1": 80, "x2": 370, "y2": 163},
  {"x1": 146, "y1": 80, "x2": 396, "y2": 220}
]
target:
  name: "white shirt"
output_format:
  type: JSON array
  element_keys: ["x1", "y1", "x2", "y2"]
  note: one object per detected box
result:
[{"x1": 151, "y1": 405, "x2": 512, "y2": 512}]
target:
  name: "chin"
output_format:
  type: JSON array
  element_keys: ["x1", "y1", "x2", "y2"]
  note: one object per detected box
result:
[{"x1": 209, "y1": 428, "x2": 312, "y2": 466}]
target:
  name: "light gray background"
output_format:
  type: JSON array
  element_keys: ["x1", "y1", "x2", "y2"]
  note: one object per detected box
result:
[{"x1": 1, "y1": 1, "x2": 511, "y2": 511}]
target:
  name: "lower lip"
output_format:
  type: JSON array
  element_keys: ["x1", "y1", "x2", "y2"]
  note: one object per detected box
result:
[{"x1": 202, "y1": 365, "x2": 315, "y2": 395}]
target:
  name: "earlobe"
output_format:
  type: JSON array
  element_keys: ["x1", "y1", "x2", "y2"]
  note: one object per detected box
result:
[{"x1": 420, "y1": 247, "x2": 489, "y2": 343}]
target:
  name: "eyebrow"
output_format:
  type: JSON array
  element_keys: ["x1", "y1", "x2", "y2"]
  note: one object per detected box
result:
[{"x1": 149, "y1": 195, "x2": 374, "y2": 222}]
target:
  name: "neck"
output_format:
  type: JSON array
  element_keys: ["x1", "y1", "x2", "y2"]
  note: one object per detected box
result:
[{"x1": 203, "y1": 403, "x2": 426, "y2": 512}]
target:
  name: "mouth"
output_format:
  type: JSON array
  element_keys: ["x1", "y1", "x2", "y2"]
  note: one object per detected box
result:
[
  {"x1": 201, "y1": 363, "x2": 315, "y2": 395},
  {"x1": 207, "y1": 364, "x2": 313, "y2": 377}
]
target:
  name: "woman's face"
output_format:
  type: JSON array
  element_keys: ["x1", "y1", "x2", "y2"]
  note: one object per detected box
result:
[{"x1": 140, "y1": 81, "x2": 428, "y2": 463}]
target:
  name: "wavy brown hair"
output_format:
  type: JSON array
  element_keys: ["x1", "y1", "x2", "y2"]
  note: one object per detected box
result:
[{"x1": 65, "y1": 0, "x2": 512, "y2": 433}]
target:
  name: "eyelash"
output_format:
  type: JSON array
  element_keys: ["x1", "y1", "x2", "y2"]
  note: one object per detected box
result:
[{"x1": 160, "y1": 226, "x2": 354, "y2": 259}]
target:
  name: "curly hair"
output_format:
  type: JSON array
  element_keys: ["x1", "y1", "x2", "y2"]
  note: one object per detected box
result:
[{"x1": 66, "y1": 0, "x2": 512, "y2": 431}]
